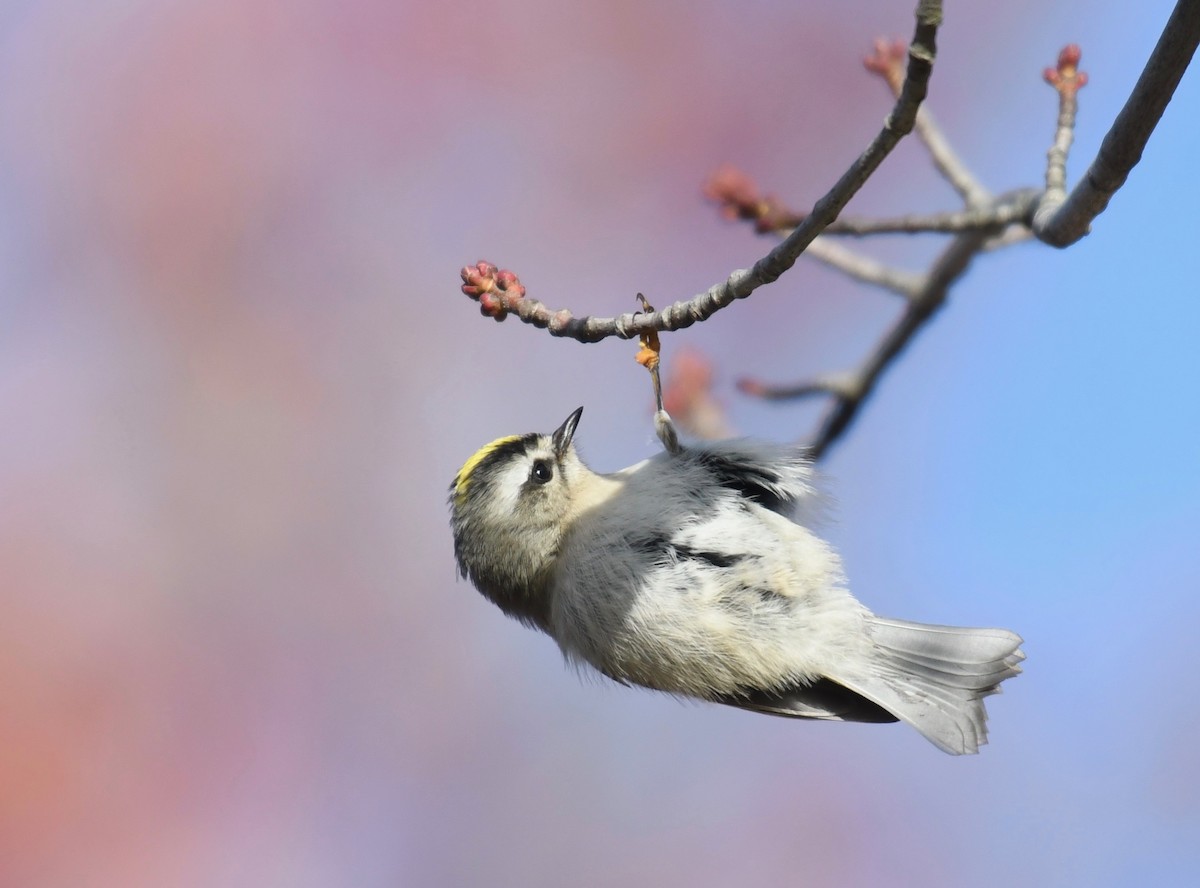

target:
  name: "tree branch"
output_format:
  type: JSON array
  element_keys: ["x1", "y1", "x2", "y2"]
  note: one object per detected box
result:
[
  {"x1": 458, "y1": 1, "x2": 944, "y2": 342},
  {"x1": 1033, "y1": 0, "x2": 1200, "y2": 246},
  {"x1": 803, "y1": 237, "x2": 923, "y2": 298},
  {"x1": 734, "y1": 185, "x2": 1038, "y2": 458},
  {"x1": 816, "y1": 197, "x2": 1038, "y2": 236},
  {"x1": 457, "y1": 4, "x2": 1194, "y2": 464}
]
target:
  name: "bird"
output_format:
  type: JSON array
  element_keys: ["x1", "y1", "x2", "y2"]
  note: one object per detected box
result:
[{"x1": 450, "y1": 406, "x2": 1023, "y2": 754}]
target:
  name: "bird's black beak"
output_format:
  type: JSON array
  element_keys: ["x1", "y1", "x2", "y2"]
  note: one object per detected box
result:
[{"x1": 552, "y1": 406, "x2": 583, "y2": 457}]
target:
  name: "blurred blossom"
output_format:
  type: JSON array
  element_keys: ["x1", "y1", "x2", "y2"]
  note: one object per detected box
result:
[
  {"x1": 661, "y1": 346, "x2": 734, "y2": 440},
  {"x1": 0, "y1": 1, "x2": 1197, "y2": 886}
]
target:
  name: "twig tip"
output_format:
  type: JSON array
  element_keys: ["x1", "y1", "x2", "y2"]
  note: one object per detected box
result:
[
  {"x1": 864, "y1": 38, "x2": 907, "y2": 93},
  {"x1": 461, "y1": 260, "x2": 526, "y2": 322},
  {"x1": 1044, "y1": 44, "x2": 1088, "y2": 97}
]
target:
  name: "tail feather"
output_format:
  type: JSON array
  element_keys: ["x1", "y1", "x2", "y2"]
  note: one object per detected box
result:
[
  {"x1": 713, "y1": 616, "x2": 1024, "y2": 755},
  {"x1": 836, "y1": 616, "x2": 1024, "y2": 755}
]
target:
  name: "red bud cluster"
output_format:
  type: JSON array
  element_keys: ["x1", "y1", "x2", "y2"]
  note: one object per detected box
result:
[
  {"x1": 702, "y1": 165, "x2": 794, "y2": 234},
  {"x1": 460, "y1": 261, "x2": 526, "y2": 321},
  {"x1": 1044, "y1": 44, "x2": 1088, "y2": 97}
]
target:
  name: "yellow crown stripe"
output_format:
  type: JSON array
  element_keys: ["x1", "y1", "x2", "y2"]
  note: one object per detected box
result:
[{"x1": 454, "y1": 435, "x2": 523, "y2": 503}]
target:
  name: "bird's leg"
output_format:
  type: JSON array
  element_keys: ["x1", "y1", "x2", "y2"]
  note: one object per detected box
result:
[{"x1": 634, "y1": 294, "x2": 681, "y2": 454}]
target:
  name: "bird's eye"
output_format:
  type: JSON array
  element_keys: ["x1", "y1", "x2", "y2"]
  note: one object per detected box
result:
[{"x1": 530, "y1": 459, "x2": 554, "y2": 484}]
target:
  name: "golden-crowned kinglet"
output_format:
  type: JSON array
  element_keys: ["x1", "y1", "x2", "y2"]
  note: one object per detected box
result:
[{"x1": 450, "y1": 407, "x2": 1023, "y2": 754}]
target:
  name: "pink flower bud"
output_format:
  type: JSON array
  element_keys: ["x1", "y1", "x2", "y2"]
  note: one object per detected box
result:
[
  {"x1": 1058, "y1": 45, "x2": 1082, "y2": 69},
  {"x1": 478, "y1": 291, "x2": 507, "y2": 320}
]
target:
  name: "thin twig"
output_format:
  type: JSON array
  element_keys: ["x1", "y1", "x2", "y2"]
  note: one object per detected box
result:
[
  {"x1": 818, "y1": 196, "x2": 1038, "y2": 236},
  {"x1": 864, "y1": 37, "x2": 991, "y2": 206},
  {"x1": 738, "y1": 371, "x2": 863, "y2": 402},
  {"x1": 804, "y1": 237, "x2": 922, "y2": 298},
  {"x1": 982, "y1": 225, "x2": 1034, "y2": 252},
  {"x1": 915, "y1": 106, "x2": 992, "y2": 207},
  {"x1": 1034, "y1": 0, "x2": 1200, "y2": 246},
  {"x1": 1033, "y1": 45, "x2": 1087, "y2": 235},
  {"x1": 459, "y1": 1, "x2": 944, "y2": 342}
]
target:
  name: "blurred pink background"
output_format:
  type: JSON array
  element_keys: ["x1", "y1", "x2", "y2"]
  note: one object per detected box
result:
[{"x1": 2, "y1": 2, "x2": 1197, "y2": 886}]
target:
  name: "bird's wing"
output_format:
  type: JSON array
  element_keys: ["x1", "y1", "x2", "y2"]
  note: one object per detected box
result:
[
  {"x1": 687, "y1": 439, "x2": 815, "y2": 516},
  {"x1": 715, "y1": 679, "x2": 900, "y2": 723}
]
